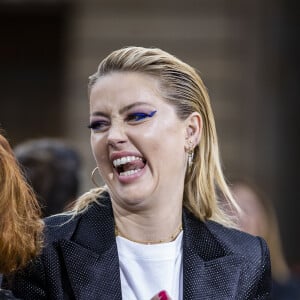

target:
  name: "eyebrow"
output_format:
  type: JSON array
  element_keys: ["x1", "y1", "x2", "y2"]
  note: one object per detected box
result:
[
  {"x1": 119, "y1": 102, "x2": 152, "y2": 114},
  {"x1": 91, "y1": 102, "x2": 153, "y2": 117}
]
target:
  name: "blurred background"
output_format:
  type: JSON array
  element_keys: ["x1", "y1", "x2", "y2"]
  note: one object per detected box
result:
[{"x1": 0, "y1": 0, "x2": 299, "y2": 269}]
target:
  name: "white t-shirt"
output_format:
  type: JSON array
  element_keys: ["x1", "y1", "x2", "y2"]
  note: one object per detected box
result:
[{"x1": 116, "y1": 231, "x2": 183, "y2": 300}]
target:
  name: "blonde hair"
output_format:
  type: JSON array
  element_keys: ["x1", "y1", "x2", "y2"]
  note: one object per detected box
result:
[
  {"x1": 0, "y1": 133, "x2": 44, "y2": 274},
  {"x1": 74, "y1": 46, "x2": 238, "y2": 226}
]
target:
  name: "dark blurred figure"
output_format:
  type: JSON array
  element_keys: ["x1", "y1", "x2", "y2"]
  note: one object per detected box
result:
[
  {"x1": 230, "y1": 179, "x2": 300, "y2": 300},
  {"x1": 14, "y1": 138, "x2": 81, "y2": 217}
]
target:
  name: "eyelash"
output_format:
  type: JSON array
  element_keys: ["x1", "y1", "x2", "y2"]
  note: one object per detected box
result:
[
  {"x1": 126, "y1": 110, "x2": 157, "y2": 122},
  {"x1": 88, "y1": 110, "x2": 157, "y2": 131}
]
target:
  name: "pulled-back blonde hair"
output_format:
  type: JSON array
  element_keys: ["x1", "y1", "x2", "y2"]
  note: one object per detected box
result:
[
  {"x1": 74, "y1": 46, "x2": 238, "y2": 226},
  {"x1": 0, "y1": 133, "x2": 44, "y2": 274}
]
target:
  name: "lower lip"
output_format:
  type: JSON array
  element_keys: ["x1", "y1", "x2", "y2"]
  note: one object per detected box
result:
[{"x1": 115, "y1": 166, "x2": 146, "y2": 184}]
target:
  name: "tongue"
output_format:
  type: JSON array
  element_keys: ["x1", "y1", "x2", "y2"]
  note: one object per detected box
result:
[{"x1": 122, "y1": 160, "x2": 145, "y2": 172}]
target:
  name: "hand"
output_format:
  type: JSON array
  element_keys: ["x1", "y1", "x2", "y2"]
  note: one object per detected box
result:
[{"x1": 150, "y1": 290, "x2": 172, "y2": 300}]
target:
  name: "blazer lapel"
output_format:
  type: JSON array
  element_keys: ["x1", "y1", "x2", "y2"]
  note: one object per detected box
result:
[
  {"x1": 59, "y1": 196, "x2": 122, "y2": 300},
  {"x1": 60, "y1": 240, "x2": 121, "y2": 299},
  {"x1": 183, "y1": 211, "x2": 243, "y2": 299}
]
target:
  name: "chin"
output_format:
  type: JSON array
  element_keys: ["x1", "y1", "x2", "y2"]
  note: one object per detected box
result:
[{"x1": 112, "y1": 190, "x2": 154, "y2": 210}]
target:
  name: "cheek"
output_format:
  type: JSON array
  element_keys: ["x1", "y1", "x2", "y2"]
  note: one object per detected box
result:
[
  {"x1": 91, "y1": 134, "x2": 107, "y2": 164},
  {"x1": 142, "y1": 124, "x2": 178, "y2": 147},
  {"x1": 143, "y1": 127, "x2": 185, "y2": 164}
]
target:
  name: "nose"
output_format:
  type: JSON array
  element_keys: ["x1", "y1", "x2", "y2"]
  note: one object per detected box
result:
[{"x1": 107, "y1": 121, "x2": 127, "y2": 148}]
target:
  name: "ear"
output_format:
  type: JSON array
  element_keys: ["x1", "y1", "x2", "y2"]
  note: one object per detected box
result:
[{"x1": 184, "y1": 112, "x2": 202, "y2": 148}]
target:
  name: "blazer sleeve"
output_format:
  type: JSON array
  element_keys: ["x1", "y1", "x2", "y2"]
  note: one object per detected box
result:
[
  {"x1": 253, "y1": 237, "x2": 272, "y2": 299},
  {"x1": 6, "y1": 257, "x2": 48, "y2": 299}
]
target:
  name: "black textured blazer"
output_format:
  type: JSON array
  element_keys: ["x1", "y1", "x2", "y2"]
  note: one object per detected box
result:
[{"x1": 8, "y1": 195, "x2": 271, "y2": 299}]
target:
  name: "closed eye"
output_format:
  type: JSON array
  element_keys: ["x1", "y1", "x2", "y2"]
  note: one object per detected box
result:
[
  {"x1": 88, "y1": 120, "x2": 110, "y2": 131},
  {"x1": 126, "y1": 110, "x2": 157, "y2": 122}
]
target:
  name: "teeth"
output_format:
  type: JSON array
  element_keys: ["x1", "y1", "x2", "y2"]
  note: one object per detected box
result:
[
  {"x1": 113, "y1": 156, "x2": 142, "y2": 167},
  {"x1": 119, "y1": 169, "x2": 141, "y2": 177}
]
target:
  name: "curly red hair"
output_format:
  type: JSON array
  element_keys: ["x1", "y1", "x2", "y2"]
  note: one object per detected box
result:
[{"x1": 0, "y1": 133, "x2": 44, "y2": 274}]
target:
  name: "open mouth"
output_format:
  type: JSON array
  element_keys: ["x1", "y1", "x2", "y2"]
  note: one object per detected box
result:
[{"x1": 112, "y1": 156, "x2": 146, "y2": 177}]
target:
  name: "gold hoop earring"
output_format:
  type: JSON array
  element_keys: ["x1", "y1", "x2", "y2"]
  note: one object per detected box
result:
[{"x1": 91, "y1": 167, "x2": 100, "y2": 187}]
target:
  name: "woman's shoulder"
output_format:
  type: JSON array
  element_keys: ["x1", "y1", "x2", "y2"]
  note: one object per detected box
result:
[
  {"x1": 42, "y1": 212, "x2": 81, "y2": 243},
  {"x1": 205, "y1": 219, "x2": 268, "y2": 258},
  {"x1": 185, "y1": 209, "x2": 266, "y2": 251},
  {"x1": 184, "y1": 209, "x2": 269, "y2": 261},
  {"x1": 43, "y1": 197, "x2": 112, "y2": 244}
]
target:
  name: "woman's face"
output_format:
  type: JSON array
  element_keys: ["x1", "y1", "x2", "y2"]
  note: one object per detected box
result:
[{"x1": 89, "y1": 71, "x2": 195, "y2": 211}]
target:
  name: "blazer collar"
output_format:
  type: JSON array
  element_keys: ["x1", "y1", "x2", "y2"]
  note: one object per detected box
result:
[
  {"x1": 59, "y1": 195, "x2": 122, "y2": 299},
  {"x1": 182, "y1": 210, "x2": 244, "y2": 299}
]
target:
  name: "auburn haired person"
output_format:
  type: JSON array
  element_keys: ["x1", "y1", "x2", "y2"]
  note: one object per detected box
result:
[{"x1": 0, "y1": 132, "x2": 43, "y2": 296}]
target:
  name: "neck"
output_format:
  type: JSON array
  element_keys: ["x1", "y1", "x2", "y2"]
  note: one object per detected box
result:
[
  {"x1": 112, "y1": 202, "x2": 183, "y2": 245},
  {"x1": 115, "y1": 222, "x2": 183, "y2": 245}
]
